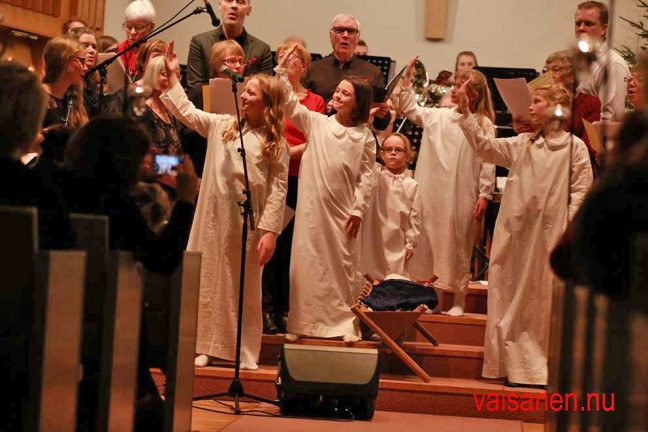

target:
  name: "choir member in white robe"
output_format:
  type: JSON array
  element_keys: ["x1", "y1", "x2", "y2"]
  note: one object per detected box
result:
[
  {"x1": 275, "y1": 46, "x2": 376, "y2": 342},
  {"x1": 394, "y1": 59, "x2": 496, "y2": 316},
  {"x1": 160, "y1": 43, "x2": 288, "y2": 370},
  {"x1": 456, "y1": 83, "x2": 593, "y2": 385},
  {"x1": 361, "y1": 133, "x2": 421, "y2": 279}
]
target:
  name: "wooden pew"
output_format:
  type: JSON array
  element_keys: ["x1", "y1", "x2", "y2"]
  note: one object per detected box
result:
[
  {"x1": 0, "y1": 206, "x2": 86, "y2": 432},
  {"x1": 70, "y1": 213, "x2": 143, "y2": 432},
  {"x1": 143, "y1": 251, "x2": 201, "y2": 432}
]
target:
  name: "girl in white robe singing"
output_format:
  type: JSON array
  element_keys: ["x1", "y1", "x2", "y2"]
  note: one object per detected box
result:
[
  {"x1": 160, "y1": 43, "x2": 288, "y2": 370},
  {"x1": 361, "y1": 133, "x2": 421, "y2": 280},
  {"x1": 456, "y1": 83, "x2": 593, "y2": 386},
  {"x1": 275, "y1": 45, "x2": 376, "y2": 342},
  {"x1": 393, "y1": 57, "x2": 496, "y2": 317}
]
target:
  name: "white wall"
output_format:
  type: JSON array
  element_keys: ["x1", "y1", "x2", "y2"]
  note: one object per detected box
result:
[{"x1": 105, "y1": 0, "x2": 640, "y2": 75}]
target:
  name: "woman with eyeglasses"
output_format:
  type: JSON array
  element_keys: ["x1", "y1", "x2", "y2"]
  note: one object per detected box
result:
[
  {"x1": 42, "y1": 35, "x2": 89, "y2": 129},
  {"x1": 66, "y1": 27, "x2": 101, "y2": 118},
  {"x1": 117, "y1": 0, "x2": 156, "y2": 81},
  {"x1": 261, "y1": 40, "x2": 325, "y2": 334}
]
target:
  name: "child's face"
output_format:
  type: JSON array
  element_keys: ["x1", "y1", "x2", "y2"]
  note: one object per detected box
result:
[
  {"x1": 332, "y1": 80, "x2": 356, "y2": 116},
  {"x1": 381, "y1": 136, "x2": 409, "y2": 173},
  {"x1": 528, "y1": 93, "x2": 549, "y2": 127}
]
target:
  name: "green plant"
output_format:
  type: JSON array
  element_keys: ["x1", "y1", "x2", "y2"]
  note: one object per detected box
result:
[{"x1": 618, "y1": 0, "x2": 648, "y2": 66}]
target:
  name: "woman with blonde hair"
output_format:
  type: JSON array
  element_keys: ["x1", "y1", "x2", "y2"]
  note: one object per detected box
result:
[
  {"x1": 160, "y1": 42, "x2": 288, "y2": 370},
  {"x1": 456, "y1": 82, "x2": 593, "y2": 387},
  {"x1": 42, "y1": 35, "x2": 89, "y2": 129},
  {"x1": 394, "y1": 56, "x2": 496, "y2": 317}
]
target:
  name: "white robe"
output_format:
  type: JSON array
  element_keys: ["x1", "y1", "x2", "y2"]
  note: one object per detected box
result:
[
  {"x1": 275, "y1": 67, "x2": 376, "y2": 338},
  {"x1": 161, "y1": 82, "x2": 288, "y2": 364},
  {"x1": 394, "y1": 89, "x2": 495, "y2": 292},
  {"x1": 361, "y1": 165, "x2": 421, "y2": 280},
  {"x1": 458, "y1": 113, "x2": 593, "y2": 385}
]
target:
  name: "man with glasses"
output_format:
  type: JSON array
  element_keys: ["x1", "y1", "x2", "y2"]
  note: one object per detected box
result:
[
  {"x1": 186, "y1": 0, "x2": 272, "y2": 89},
  {"x1": 117, "y1": 0, "x2": 156, "y2": 81},
  {"x1": 304, "y1": 14, "x2": 385, "y2": 107}
]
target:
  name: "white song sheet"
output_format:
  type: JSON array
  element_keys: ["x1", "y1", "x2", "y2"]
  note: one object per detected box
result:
[{"x1": 494, "y1": 78, "x2": 533, "y2": 120}]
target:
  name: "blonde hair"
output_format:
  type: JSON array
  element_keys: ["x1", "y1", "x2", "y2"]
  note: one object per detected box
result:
[
  {"x1": 382, "y1": 132, "x2": 415, "y2": 161},
  {"x1": 142, "y1": 56, "x2": 165, "y2": 91},
  {"x1": 533, "y1": 84, "x2": 572, "y2": 109},
  {"x1": 43, "y1": 35, "x2": 89, "y2": 129},
  {"x1": 276, "y1": 40, "x2": 312, "y2": 70},
  {"x1": 221, "y1": 75, "x2": 286, "y2": 160},
  {"x1": 456, "y1": 69, "x2": 495, "y2": 128},
  {"x1": 209, "y1": 40, "x2": 244, "y2": 78}
]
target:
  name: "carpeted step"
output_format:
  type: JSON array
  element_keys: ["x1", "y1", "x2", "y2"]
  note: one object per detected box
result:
[
  {"x1": 405, "y1": 313, "x2": 486, "y2": 346},
  {"x1": 438, "y1": 282, "x2": 488, "y2": 314}
]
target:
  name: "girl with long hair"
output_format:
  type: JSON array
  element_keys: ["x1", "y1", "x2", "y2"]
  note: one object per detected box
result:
[
  {"x1": 394, "y1": 56, "x2": 496, "y2": 317},
  {"x1": 42, "y1": 35, "x2": 89, "y2": 129},
  {"x1": 275, "y1": 45, "x2": 376, "y2": 343},
  {"x1": 456, "y1": 83, "x2": 593, "y2": 387},
  {"x1": 160, "y1": 42, "x2": 288, "y2": 370}
]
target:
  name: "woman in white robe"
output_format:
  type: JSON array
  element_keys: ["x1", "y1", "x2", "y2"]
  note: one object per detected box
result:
[
  {"x1": 393, "y1": 59, "x2": 496, "y2": 316},
  {"x1": 361, "y1": 133, "x2": 421, "y2": 279},
  {"x1": 160, "y1": 43, "x2": 288, "y2": 370},
  {"x1": 275, "y1": 46, "x2": 376, "y2": 342},
  {"x1": 456, "y1": 83, "x2": 593, "y2": 385}
]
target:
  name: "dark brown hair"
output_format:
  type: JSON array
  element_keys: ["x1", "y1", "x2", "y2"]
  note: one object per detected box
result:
[
  {"x1": 62, "y1": 17, "x2": 87, "y2": 34},
  {"x1": 344, "y1": 77, "x2": 373, "y2": 126}
]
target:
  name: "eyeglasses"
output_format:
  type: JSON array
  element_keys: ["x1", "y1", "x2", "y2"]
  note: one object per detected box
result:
[
  {"x1": 222, "y1": 57, "x2": 246, "y2": 67},
  {"x1": 331, "y1": 27, "x2": 359, "y2": 36},
  {"x1": 123, "y1": 22, "x2": 151, "y2": 33},
  {"x1": 381, "y1": 147, "x2": 405, "y2": 154}
]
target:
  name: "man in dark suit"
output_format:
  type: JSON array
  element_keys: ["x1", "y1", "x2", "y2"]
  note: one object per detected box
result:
[{"x1": 186, "y1": 0, "x2": 272, "y2": 88}]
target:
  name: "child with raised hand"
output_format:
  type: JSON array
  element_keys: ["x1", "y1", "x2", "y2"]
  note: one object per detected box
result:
[
  {"x1": 455, "y1": 81, "x2": 593, "y2": 387},
  {"x1": 361, "y1": 133, "x2": 420, "y2": 280},
  {"x1": 274, "y1": 45, "x2": 376, "y2": 343},
  {"x1": 160, "y1": 42, "x2": 289, "y2": 370},
  {"x1": 392, "y1": 56, "x2": 496, "y2": 317}
]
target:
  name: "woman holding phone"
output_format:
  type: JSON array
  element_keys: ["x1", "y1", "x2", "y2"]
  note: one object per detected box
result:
[{"x1": 160, "y1": 42, "x2": 288, "y2": 370}]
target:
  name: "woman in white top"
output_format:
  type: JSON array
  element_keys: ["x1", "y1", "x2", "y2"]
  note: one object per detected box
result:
[
  {"x1": 160, "y1": 42, "x2": 288, "y2": 370},
  {"x1": 393, "y1": 56, "x2": 496, "y2": 316},
  {"x1": 361, "y1": 133, "x2": 421, "y2": 279},
  {"x1": 275, "y1": 45, "x2": 376, "y2": 342},
  {"x1": 456, "y1": 82, "x2": 593, "y2": 386}
]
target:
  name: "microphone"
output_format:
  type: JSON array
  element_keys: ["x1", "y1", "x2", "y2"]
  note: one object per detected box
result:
[
  {"x1": 203, "y1": 0, "x2": 221, "y2": 27},
  {"x1": 220, "y1": 66, "x2": 245, "y2": 83}
]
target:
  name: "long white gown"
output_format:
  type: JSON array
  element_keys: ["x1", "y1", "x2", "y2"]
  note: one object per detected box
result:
[
  {"x1": 361, "y1": 165, "x2": 421, "y2": 279},
  {"x1": 161, "y1": 82, "x2": 288, "y2": 365},
  {"x1": 275, "y1": 67, "x2": 376, "y2": 338},
  {"x1": 394, "y1": 88, "x2": 495, "y2": 292},
  {"x1": 458, "y1": 113, "x2": 593, "y2": 385}
]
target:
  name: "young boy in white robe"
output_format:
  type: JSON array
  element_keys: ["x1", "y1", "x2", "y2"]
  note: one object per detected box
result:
[
  {"x1": 160, "y1": 43, "x2": 289, "y2": 370},
  {"x1": 275, "y1": 45, "x2": 376, "y2": 343},
  {"x1": 455, "y1": 82, "x2": 593, "y2": 386},
  {"x1": 361, "y1": 133, "x2": 421, "y2": 280},
  {"x1": 393, "y1": 57, "x2": 496, "y2": 316}
]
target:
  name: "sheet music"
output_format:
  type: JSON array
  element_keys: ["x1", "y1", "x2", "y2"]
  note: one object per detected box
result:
[
  {"x1": 494, "y1": 78, "x2": 533, "y2": 120},
  {"x1": 207, "y1": 78, "x2": 248, "y2": 115}
]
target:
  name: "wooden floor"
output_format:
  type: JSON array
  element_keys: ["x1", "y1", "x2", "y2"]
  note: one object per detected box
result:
[{"x1": 190, "y1": 400, "x2": 545, "y2": 431}]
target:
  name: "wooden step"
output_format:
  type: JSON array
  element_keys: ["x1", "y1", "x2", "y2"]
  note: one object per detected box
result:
[
  {"x1": 438, "y1": 282, "x2": 488, "y2": 314},
  {"x1": 172, "y1": 365, "x2": 545, "y2": 423},
  {"x1": 259, "y1": 335, "x2": 484, "y2": 379},
  {"x1": 406, "y1": 313, "x2": 487, "y2": 346}
]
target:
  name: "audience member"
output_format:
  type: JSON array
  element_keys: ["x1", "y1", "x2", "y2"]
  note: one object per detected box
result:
[
  {"x1": 186, "y1": 0, "x2": 272, "y2": 89},
  {"x1": 62, "y1": 17, "x2": 87, "y2": 34},
  {"x1": 42, "y1": 36, "x2": 89, "y2": 129},
  {"x1": 160, "y1": 42, "x2": 288, "y2": 371},
  {"x1": 574, "y1": 1, "x2": 630, "y2": 121},
  {"x1": 276, "y1": 45, "x2": 376, "y2": 343},
  {"x1": 135, "y1": 38, "x2": 168, "y2": 83},
  {"x1": 118, "y1": 0, "x2": 156, "y2": 80},
  {"x1": 261, "y1": 41, "x2": 325, "y2": 333}
]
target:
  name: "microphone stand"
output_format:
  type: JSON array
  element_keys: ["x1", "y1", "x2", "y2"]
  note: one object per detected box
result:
[
  {"x1": 193, "y1": 78, "x2": 278, "y2": 413},
  {"x1": 86, "y1": 3, "x2": 207, "y2": 112}
]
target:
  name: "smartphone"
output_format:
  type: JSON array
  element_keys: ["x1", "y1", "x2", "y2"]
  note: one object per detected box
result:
[{"x1": 153, "y1": 154, "x2": 182, "y2": 175}]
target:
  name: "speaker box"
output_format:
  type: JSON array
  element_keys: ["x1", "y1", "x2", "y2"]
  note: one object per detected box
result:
[{"x1": 276, "y1": 344, "x2": 380, "y2": 420}]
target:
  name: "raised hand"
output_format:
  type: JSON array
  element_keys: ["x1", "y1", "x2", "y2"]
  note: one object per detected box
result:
[
  {"x1": 402, "y1": 55, "x2": 420, "y2": 88},
  {"x1": 163, "y1": 41, "x2": 180, "y2": 86},
  {"x1": 278, "y1": 44, "x2": 300, "y2": 69},
  {"x1": 455, "y1": 78, "x2": 472, "y2": 115}
]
